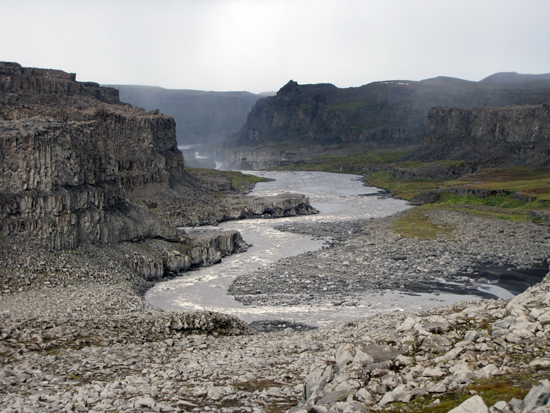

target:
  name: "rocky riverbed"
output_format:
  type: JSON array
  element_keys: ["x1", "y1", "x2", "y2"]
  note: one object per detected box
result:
[
  {"x1": 229, "y1": 209, "x2": 550, "y2": 308},
  {"x1": 1, "y1": 209, "x2": 550, "y2": 412}
]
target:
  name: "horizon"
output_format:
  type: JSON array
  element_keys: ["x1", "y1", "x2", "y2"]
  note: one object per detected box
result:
[{"x1": 2, "y1": 0, "x2": 550, "y2": 94}]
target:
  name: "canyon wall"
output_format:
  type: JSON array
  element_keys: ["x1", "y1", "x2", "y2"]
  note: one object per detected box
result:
[
  {"x1": 221, "y1": 77, "x2": 550, "y2": 169},
  {"x1": 0, "y1": 62, "x2": 316, "y2": 258},
  {"x1": 0, "y1": 62, "x2": 186, "y2": 249},
  {"x1": 111, "y1": 85, "x2": 262, "y2": 146},
  {"x1": 418, "y1": 104, "x2": 550, "y2": 165}
]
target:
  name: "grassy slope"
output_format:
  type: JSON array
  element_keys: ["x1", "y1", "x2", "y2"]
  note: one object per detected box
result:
[
  {"x1": 185, "y1": 167, "x2": 271, "y2": 192},
  {"x1": 369, "y1": 166, "x2": 550, "y2": 222},
  {"x1": 274, "y1": 151, "x2": 408, "y2": 173},
  {"x1": 270, "y1": 151, "x2": 550, "y2": 222}
]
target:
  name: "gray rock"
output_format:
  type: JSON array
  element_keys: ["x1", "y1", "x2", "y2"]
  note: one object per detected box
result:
[
  {"x1": 521, "y1": 380, "x2": 550, "y2": 412},
  {"x1": 448, "y1": 395, "x2": 489, "y2": 413}
]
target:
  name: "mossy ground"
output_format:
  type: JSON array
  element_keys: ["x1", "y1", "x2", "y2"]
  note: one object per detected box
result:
[
  {"x1": 367, "y1": 166, "x2": 550, "y2": 223},
  {"x1": 383, "y1": 371, "x2": 550, "y2": 413},
  {"x1": 185, "y1": 167, "x2": 271, "y2": 191},
  {"x1": 273, "y1": 151, "x2": 407, "y2": 173},
  {"x1": 449, "y1": 167, "x2": 550, "y2": 201},
  {"x1": 390, "y1": 207, "x2": 457, "y2": 240},
  {"x1": 366, "y1": 170, "x2": 442, "y2": 200}
]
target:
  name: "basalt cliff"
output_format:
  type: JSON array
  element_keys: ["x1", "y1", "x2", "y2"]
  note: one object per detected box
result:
[
  {"x1": 0, "y1": 62, "x2": 184, "y2": 250},
  {"x1": 221, "y1": 76, "x2": 550, "y2": 169},
  {"x1": 415, "y1": 104, "x2": 550, "y2": 166},
  {"x1": 0, "y1": 62, "x2": 315, "y2": 282}
]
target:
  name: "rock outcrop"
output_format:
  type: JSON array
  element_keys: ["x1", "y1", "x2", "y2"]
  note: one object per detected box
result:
[
  {"x1": 292, "y1": 270, "x2": 550, "y2": 413},
  {"x1": 417, "y1": 104, "x2": 550, "y2": 165},
  {"x1": 221, "y1": 76, "x2": 550, "y2": 169},
  {"x1": 0, "y1": 62, "x2": 188, "y2": 249}
]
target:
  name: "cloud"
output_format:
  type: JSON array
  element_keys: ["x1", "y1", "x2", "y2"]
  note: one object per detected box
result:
[{"x1": 1, "y1": 0, "x2": 549, "y2": 93}]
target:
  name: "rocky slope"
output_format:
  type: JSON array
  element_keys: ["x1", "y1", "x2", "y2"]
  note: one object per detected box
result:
[
  {"x1": 221, "y1": 76, "x2": 550, "y2": 169},
  {"x1": 110, "y1": 85, "x2": 262, "y2": 146}
]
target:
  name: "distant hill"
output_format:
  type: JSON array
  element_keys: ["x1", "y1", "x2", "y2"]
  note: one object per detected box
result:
[
  {"x1": 220, "y1": 73, "x2": 550, "y2": 169},
  {"x1": 480, "y1": 72, "x2": 550, "y2": 83},
  {"x1": 223, "y1": 76, "x2": 550, "y2": 149},
  {"x1": 105, "y1": 85, "x2": 263, "y2": 146}
]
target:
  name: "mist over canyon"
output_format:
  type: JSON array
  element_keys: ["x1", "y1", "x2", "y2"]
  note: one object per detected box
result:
[{"x1": 108, "y1": 84, "x2": 268, "y2": 147}]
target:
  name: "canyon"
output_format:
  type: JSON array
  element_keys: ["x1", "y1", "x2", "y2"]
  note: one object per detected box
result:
[
  {"x1": 0, "y1": 62, "x2": 315, "y2": 286},
  {"x1": 2, "y1": 63, "x2": 550, "y2": 412},
  {"x1": 110, "y1": 84, "x2": 265, "y2": 147}
]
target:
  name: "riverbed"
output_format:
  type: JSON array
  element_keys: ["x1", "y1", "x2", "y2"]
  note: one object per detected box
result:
[{"x1": 145, "y1": 171, "x2": 517, "y2": 327}]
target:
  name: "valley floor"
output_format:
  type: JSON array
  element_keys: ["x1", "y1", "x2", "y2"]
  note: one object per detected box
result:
[{"x1": 1, "y1": 209, "x2": 550, "y2": 412}]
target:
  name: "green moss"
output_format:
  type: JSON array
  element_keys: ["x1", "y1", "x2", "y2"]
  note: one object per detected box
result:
[
  {"x1": 450, "y1": 167, "x2": 550, "y2": 201},
  {"x1": 437, "y1": 192, "x2": 535, "y2": 209},
  {"x1": 390, "y1": 208, "x2": 457, "y2": 240},
  {"x1": 384, "y1": 373, "x2": 549, "y2": 413},
  {"x1": 186, "y1": 167, "x2": 270, "y2": 191},
  {"x1": 366, "y1": 170, "x2": 441, "y2": 200}
]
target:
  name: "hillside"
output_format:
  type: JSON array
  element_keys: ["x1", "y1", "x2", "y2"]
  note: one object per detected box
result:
[
  {"x1": 221, "y1": 75, "x2": 550, "y2": 169},
  {"x1": 480, "y1": 72, "x2": 550, "y2": 83}
]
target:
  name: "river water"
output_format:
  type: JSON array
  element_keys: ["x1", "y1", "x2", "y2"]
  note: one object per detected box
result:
[{"x1": 145, "y1": 171, "x2": 513, "y2": 327}]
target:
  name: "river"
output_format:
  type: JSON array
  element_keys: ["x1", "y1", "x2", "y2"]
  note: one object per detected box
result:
[{"x1": 145, "y1": 171, "x2": 513, "y2": 327}]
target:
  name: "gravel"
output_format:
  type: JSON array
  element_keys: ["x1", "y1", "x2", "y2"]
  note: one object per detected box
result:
[
  {"x1": 1, "y1": 209, "x2": 550, "y2": 412},
  {"x1": 229, "y1": 209, "x2": 550, "y2": 307}
]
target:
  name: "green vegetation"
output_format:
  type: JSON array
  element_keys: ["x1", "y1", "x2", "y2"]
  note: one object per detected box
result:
[
  {"x1": 350, "y1": 123, "x2": 378, "y2": 131},
  {"x1": 390, "y1": 207, "x2": 457, "y2": 239},
  {"x1": 365, "y1": 166, "x2": 550, "y2": 223},
  {"x1": 315, "y1": 120, "x2": 327, "y2": 128},
  {"x1": 384, "y1": 372, "x2": 548, "y2": 413},
  {"x1": 366, "y1": 170, "x2": 442, "y2": 199},
  {"x1": 450, "y1": 167, "x2": 550, "y2": 201},
  {"x1": 185, "y1": 167, "x2": 270, "y2": 191},
  {"x1": 274, "y1": 151, "x2": 407, "y2": 173},
  {"x1": 438, "y1": 192, "x2": 550, "y2": 209}
]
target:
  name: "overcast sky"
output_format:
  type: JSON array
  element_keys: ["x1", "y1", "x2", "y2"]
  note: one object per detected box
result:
[{"x1": 2, "y1": 0, "x2": 550, "y2": 94}]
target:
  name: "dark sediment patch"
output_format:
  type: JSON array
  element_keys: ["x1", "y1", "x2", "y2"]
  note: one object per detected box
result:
[
  {"x1": 249, "y1": 320, "x2": 318, "y2": 333},
  {"x1": 465, "y1": 261, "x2": 549, "y2": 295}
]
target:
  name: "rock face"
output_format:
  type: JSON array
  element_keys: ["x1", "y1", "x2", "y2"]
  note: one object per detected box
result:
[
  {"x1": 221, "y1": 76, "x2": 550, "y2": 169},
  {"x1": 418, "y1": 104, "x2": 550, "y2": 165},
  {"x1": 0, "y1": 62, "x2": 187, "y2": 250},
  {"x1": 0, "y1": 61, "x2": 317, "y2": 288},
  {"x1": 111, "y1": 85, "x2": 262, "y2": 145}
]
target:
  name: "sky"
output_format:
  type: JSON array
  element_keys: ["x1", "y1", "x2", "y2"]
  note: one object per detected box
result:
[{"x1": 2, "y1": 0, "x2": 550, "y2": 94}]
